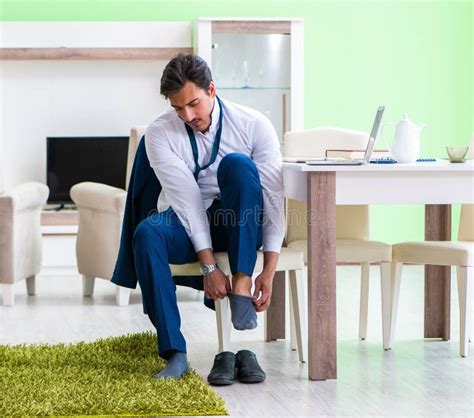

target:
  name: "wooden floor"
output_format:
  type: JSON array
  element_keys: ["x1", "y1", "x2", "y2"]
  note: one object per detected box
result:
[{"x1": 1, "y1": 265, "x2": 473, "y2": 417}]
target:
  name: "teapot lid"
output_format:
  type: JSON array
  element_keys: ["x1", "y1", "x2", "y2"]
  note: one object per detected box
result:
[
  {"x1": 399, "y1": 114, "x2": 413, "y2": 124},
  {"x1": 398, "y1": 114, "x2": 425, "y2": 130}
]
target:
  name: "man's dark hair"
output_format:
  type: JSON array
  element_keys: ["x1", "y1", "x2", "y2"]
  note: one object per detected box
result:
[{"x1": 160, "y1": 53, "x2": 213, "y2": 99}]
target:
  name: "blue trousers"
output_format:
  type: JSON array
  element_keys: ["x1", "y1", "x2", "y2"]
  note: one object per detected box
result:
[{"x1": 132, "y1": 153, "x2": 264, "y2": 359}]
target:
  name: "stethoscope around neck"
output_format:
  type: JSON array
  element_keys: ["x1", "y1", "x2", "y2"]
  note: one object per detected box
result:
[{"x1": 184, "y1": 96, "x2": 223, "y2": 181}]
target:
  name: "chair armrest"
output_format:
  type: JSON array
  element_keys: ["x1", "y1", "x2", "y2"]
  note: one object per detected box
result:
[
  {"x1": 0, "y1": 182, "x2": 49, "y2": 213},
  {"x1": 70, "y1": 182, "x2": 126, "y2": 213}
]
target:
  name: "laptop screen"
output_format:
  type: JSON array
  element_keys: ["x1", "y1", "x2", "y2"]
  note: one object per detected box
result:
[{"x1": 363, "y1": 106, "x2": 385, "y2": 162}]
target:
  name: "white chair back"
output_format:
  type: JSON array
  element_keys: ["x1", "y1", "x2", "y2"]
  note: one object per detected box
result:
[
  {"x1": 284, "y1": 127, "x2": 371, "y2": 242},
  {"x1": 284, "y1": 126, "x2": 369, "y2": 158}
]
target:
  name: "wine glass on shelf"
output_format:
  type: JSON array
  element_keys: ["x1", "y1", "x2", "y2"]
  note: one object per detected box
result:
[
  {"x1": 242, "y1": 60, "x2": 250, "y2": 88},
  {"x1": 231, "y1": 60, "x2": 238, "y2": 88},
  {"x1": 257, "y1": 66, "x2": 265, "y2": 89}
]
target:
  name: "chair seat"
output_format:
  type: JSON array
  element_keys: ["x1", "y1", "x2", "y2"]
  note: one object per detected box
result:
[
  {"x1": 169, "y1": 247, "x2": 305, "y2": 276},
  {"x1": 287, "y1": 239, "x2": 391, "y2": 264},
  {"x1": 392, "y1": 241, "x2": 474, "y2": 266}
]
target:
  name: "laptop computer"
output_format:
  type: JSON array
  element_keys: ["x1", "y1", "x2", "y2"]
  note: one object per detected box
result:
[{"x1": 284, "y1": 106, "x2": 385, "y2": 166}]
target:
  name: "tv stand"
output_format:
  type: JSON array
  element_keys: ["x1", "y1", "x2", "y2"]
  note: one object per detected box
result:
[
  {"x1": 43, "y1": 203, "x2": 77, "y2": 211},
  {"x1": 41, "y1": 206, "x2": 79, "y2": 269},
  {"x1": 41, "y1": 206, "x2": 78, "y2": 230}
]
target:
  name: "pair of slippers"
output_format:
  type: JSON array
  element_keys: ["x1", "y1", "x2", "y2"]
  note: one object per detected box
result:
[
  {"x1": 228, "y1": 292, "x2": 258, "y2": 331},
  {"x1": 207, "y1": 350, "x2": 266, "y2": 386}
]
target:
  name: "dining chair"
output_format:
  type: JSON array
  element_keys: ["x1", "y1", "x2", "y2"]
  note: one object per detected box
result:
[
  {"x1": 169, "y1": 249, "x2": 305, "y2": 357},
  {"x1": 388, "y1": 136, "x2": 474, "y2": 356},
  {"x1": 283, "y1": 127, "x2": 393, "y2": 352}
]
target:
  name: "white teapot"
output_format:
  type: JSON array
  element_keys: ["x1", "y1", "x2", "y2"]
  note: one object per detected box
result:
[{"x1": 381, "y1": 114, "x2": 426, "y2": 163}]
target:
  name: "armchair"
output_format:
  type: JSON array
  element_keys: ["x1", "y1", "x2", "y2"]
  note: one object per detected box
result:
[
  {"x1": 70, "y1": 127, "x2": 146, "y2": 306},
  {"x1": 0, "y1": 182, "x2": 49, "y2": 306}
]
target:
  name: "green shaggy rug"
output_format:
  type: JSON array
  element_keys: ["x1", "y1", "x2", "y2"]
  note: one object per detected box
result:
[{"x1": 0, "y1": 332, "x2": 228, "y2": 416}]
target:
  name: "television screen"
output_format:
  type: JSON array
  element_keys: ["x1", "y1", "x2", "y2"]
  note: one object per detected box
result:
[{"x1": 47, "y1": 136, "x2": 129, "y2": 204}]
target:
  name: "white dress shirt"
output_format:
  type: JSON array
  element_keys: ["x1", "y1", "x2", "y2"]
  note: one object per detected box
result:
[{"x1": 145, "y1": 96, "x2": 285, "y2": 254}]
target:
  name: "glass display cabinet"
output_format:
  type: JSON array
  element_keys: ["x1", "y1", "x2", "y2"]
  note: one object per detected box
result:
[{"x1": 194, "y1": 18, "x2": 304, "y2": 149}]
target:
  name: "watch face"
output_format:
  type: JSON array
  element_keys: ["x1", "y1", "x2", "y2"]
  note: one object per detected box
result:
[{"x1": 201, "y1": 264, "x2": 217, "y2": 275}]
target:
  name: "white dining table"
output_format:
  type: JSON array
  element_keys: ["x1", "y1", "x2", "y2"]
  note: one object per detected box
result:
[{"x1": 265, "y1": 160, "x2": 474, "y2": 380}]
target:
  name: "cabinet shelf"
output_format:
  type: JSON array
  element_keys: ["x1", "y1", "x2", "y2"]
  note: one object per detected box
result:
[
  {"x1": 0, "y1": 47, "x2": 193, "y2": 61},
  {"x1": 217, "y1": 87, "x2": 291, "y2": 90},
  {"x1": 212, "y1": 20, "x2": 291, "y2": 35}
]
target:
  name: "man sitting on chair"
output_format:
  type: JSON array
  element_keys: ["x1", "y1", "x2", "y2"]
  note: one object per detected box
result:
[{"x1": 133, "y1": 53, "x2": 284, "y2": 385}]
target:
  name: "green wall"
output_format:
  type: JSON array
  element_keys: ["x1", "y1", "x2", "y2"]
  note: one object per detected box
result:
[{"x1": 1, "y1": 0, "x2": 472, "y2": 243}]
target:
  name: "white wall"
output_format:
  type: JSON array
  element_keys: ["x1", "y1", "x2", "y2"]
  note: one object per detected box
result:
[
  {"x1": 1, "y1": 60, "x2": 170, "y2": 189},
  {"x1": 0, "y1": 22, "x2": 191, "y2": 190}
]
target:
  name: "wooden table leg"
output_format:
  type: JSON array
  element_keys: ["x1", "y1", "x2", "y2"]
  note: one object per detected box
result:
[
  {"x1": 265, "y1": 270, "x2": 286, "y2": 341},
  {"x1": 307, "y1": 171, "x2": 337, "y2": 380},
  {"x1": 424, "y1": 204, "x2": 451, "y2": 340}
]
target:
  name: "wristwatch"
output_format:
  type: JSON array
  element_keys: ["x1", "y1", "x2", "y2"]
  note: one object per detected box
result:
[{"x1": 200, "y1": 263, "x2": 219, "y2": 277}]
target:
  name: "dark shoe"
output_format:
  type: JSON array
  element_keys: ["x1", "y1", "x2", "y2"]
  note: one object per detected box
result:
[
  {"x1": 235, "y1": 350, "x2": 266, "y2": 383},
  {"x1": 207, "y1": 351, "x2": 236, "y2": 386}
]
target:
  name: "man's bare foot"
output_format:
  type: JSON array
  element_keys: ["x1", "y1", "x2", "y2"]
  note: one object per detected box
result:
[{"x1": 231, "y1": 272, "x2": 252, "y2": 296}]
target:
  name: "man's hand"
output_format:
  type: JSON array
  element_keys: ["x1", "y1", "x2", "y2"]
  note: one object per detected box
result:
[
  {"x1": 204, "y1": 268, "x2": 231, "y2": 300},
  {"x1": 198, "y1": 248, "x2": 230, "y2": 300},
  {"x1": 252, "y1": 251, "x2": 278, "y2": 312},
  {"x1": 252, "y1": 270, "x2": 275, "y2": 312}
]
